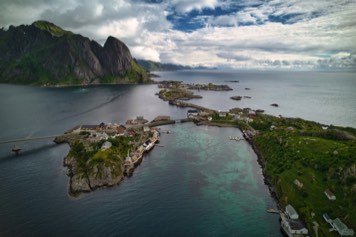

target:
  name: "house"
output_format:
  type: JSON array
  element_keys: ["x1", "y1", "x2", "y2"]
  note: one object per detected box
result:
[
  {"x1": 101, "y1": 141, "x2": 112, "y2": 150},
  {"x1": 323, "y1": 213, "x2": 332, "y2": 224},
  {"x1": 324, "y1": 189, "x2": 336, "y2": 200},
  {"x1": 126, "y1": 119, "x2": 138, "y2": 125},
  {"x1": 248, "y1": 110, "x2": 256, "y2": 117},
  {"x1": 332, "y1": 218, "x2": 354, "y2": 236},
  {"x1": 233, "y1": 113, "x2": 240, "y2": 120},
  {"x1": 81, "y1": 125, "x2": 98, "y2": 131},
  {"x1": 116, "y1": 125, "x2": 126, "y2": 135},
  {"x1": 280, "y1": 213, "x2": 308, "y2": 237},
  {"x1": 187, "y1": 109, "x2": 199, "y2": 118},
  {"x1": 285, "y1": 204, "x2": 299, "y2": 220},
  {"x1": 143, "y1": 126, "x2": 150, "y2": 132},
  {"x1": 218, "y1": 111, "x2": 227, "y2": 117},
  {"x1": 294, "y1": 179, "x2": 303, "y2": 189},
  {"x1": 98, "y1": 122, "x2": 106, "y2": 131}
]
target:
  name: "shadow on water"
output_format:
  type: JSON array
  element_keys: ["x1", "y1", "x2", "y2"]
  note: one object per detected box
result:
[{"x1": 0, "y1": 143, "x2": 59, "y2": 164}]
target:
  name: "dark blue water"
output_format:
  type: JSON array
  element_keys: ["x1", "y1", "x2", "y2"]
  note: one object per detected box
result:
[{"x1": 0, "y1": 70, "x2": 354, "y2": 236}]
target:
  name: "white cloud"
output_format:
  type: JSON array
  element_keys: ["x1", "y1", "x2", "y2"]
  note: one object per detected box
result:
[
  {"x1": 98, "y1": 18, "x2": 140, "y2": 38},
  {"x1": 171, "y1": 0, "x2": 219, "y2": 13},
  {"x1": 0, "y1": 0, "x2": 355, "y2": 70}
]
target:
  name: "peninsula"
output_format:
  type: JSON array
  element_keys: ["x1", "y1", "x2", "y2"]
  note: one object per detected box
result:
[{"x1": 155, "y1": 82, "x2": 356, "y2": 236}]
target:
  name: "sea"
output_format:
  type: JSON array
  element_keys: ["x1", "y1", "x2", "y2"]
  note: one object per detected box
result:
[{"x1": 0, "y1": 70, "x2": 355, "y2": 237}]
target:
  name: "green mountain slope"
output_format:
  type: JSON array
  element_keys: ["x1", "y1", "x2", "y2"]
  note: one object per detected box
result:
[{"x1": 0, "y1": 20, "x2": 150, "y2": 85}]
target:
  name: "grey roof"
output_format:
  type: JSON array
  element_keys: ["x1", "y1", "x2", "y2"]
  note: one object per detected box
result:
[
  {"x1": 333, "y1": 218, "x2": 347, "y2": 231},
  {"x1": 323, "y1": 213, "x2": 331, "y2": 222},
  {"x1": 288, "y1": 219, "x2": 307, "y2": 231},
  {"x1": 285, "y1": 204, "x2": 298, "y2": 217}
]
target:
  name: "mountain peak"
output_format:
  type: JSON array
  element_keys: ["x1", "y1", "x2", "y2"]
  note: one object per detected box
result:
[
  {"x1": 0, "y1": 21, "x2": 150, "y2": 85},
  {"x1": 33, "y1": 20, "x2": 71, "y2": 37}
]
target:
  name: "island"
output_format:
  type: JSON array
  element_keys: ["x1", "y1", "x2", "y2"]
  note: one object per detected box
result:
[
  {"x1": 54, "y1": 117, "x2": 173, "y2": 196},
  {"x1": 230, "y1": 96, "x2": 242, "y2": 101},
  {"x1": 156, "y1": 81, "x2": 233, "y2": 102}
]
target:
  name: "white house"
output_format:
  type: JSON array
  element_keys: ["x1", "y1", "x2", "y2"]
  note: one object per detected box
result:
[
  {"x1": 187, "y1": 109, "x2": 199, "y2": 119},
  {"x1": 281, "y1": 214, "x2": 308, "y2": 236},
  {"x1": 285, "y1": 204, "x2": 299, "y2": 220},
  {"x1": 143, "y1": 126, "x2": 150, "y2": 132},
  {"x1": 101, "y1": 141, "x2": 112, "y2": 151},
  {"x1": 324, "y1": 189, "x2": 336, "y2": 200},
  {"x1": 332, "y1": 218, "x2": 354, "y2": 236}
]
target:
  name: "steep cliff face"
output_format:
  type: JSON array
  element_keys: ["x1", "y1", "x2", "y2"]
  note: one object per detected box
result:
[{"x1": 0, "y1": 20, "x2": 150, "y2": 85}]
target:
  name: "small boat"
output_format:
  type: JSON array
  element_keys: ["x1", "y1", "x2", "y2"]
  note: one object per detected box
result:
[{"x1": 12, "y1": 144, "x2": 21, "y2": 154}]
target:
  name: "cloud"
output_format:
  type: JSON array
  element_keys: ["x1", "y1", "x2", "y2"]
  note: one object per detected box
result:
[
  {"x1": 171, "y1": 0, "x2": 219, "y2": 13},
  {"x1": 0, "y1": 0, "x2": 355, "y2": 70}
]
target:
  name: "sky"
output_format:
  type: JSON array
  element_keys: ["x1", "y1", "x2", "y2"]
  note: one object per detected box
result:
[{"x1": 1, "y1": 0, "x2": 356, "y2": 71}]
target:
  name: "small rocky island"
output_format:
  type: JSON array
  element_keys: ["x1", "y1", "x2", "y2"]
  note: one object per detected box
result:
[
  {"x1": 54, "y1": 117, "x2": 169, "y2": 196},
  {"x1": 157, "y1": 80, "x2": 232, "y2": 101}
]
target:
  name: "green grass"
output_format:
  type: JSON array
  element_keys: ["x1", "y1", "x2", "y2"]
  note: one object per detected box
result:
[
  {"x1": 34, "y1": 20, "x2": 72, "y2": 37},
  {"x1": 254, "y1": 125, "x2": 356, "y2": 234}
]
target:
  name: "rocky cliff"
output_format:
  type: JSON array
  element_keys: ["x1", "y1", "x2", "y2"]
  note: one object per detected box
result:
[{"x1": 0, "y1": 20, "x2": 150, "y2": 85}]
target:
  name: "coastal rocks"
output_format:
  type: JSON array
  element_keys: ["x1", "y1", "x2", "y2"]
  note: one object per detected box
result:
[
  {"x1": 88, "y1": 163, "x2": 124, "y2": 188},
  {"x1": 230, "y1": 96, "x2": 242, "y2": 101},
  {"x1": 70, "y1": 173, "x2": 91, "y2": 193},
  {"x1": 64, "y1": 155, "x2": 125, "y2": 195}
]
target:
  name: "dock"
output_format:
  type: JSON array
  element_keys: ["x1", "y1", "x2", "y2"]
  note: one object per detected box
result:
[{"x1": 267, "y1": 208, "x2": 280, "y2": 214}]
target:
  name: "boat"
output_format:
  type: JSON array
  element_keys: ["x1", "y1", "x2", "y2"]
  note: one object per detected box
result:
[{"x1": 12, "y1": 144, "x2": 21, "y2": 154}]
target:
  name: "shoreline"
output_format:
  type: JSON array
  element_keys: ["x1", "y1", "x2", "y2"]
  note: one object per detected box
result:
[{"x1": 198, "y1": 121, "x2": 281, "y2": 206}]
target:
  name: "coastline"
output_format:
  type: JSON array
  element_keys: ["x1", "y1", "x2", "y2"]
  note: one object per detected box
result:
[
  {"x1": 198, "y1": 121, "x2": 280, "y2": 205},
  {"x1": 154, "y1": 79, "x2": 356, "y2": 235}
]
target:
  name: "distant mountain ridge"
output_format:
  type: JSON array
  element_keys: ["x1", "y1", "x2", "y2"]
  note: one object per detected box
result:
[
  {"x1": 0, "y1": 21, "x2": 150, "y2": 85},
  {"x1": 137, "y1": 59, "x2": 214, "y2": 71}
]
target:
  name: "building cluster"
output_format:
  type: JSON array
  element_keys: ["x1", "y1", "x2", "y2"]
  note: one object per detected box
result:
[
  {"x1": 123, "y1": 128, "x2": 160, "y2": 176},
  {"x1": 72, "y1": 116, "x2": 160, "y2": 153},
  {"x1": 323, "y1": 213, "x2": 354, "y2": 236},
  {"x1": 282, "y1": 195, "x2": 354, "y2": 237},
  {"x1": 280, "y1": 204, "x2": 309, "y2": 237}
]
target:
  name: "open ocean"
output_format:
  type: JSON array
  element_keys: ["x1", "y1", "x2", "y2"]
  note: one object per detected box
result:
[{"x1": 0, "y1": 70, "x2": 355, "y2": 236}]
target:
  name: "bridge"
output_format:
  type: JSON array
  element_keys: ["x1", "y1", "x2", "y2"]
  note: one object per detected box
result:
[{"x1": 0, "y1": 135, "x2": 60, "y2": 145}]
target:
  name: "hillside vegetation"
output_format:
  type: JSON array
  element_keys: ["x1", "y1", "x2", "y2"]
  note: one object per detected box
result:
[{"x1": 211, "y1": 111, "x2": 356, "y2": 236}]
